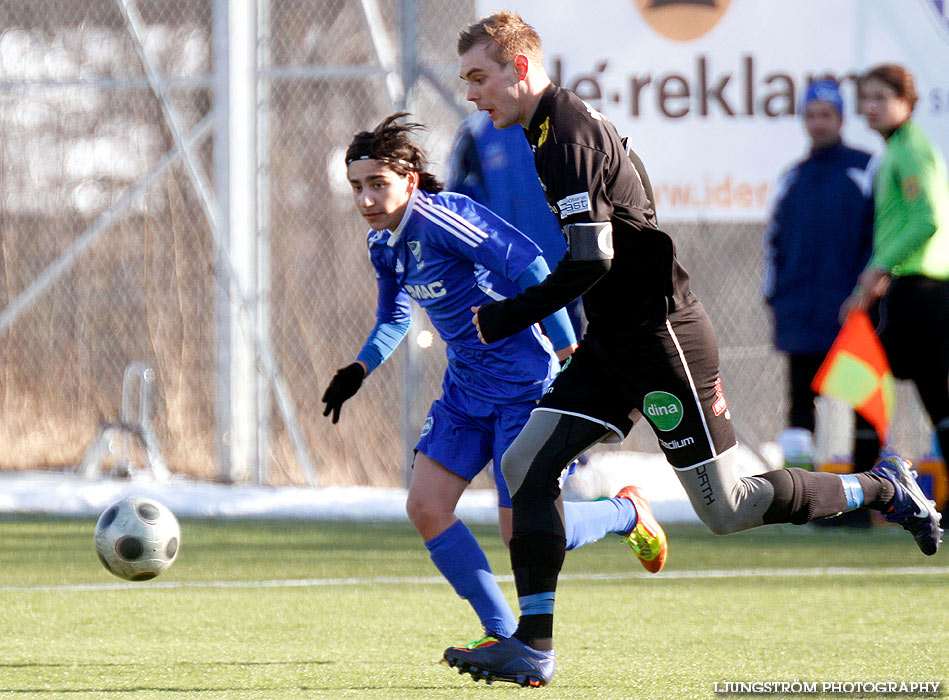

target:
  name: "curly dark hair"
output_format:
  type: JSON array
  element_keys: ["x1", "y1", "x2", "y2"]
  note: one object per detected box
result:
[{"x1": 345, "y1": 112, "x2": 443, "y2": 193}]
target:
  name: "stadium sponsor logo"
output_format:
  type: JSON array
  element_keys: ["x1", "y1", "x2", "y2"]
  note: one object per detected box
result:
[
  {"x1": 643, "y1": 390, "x2": 684, "y2": 431},
  {"x1": 557, "y1": 192, "x2": 591, "y2": 219},
  {"x1": 634, "y1": 0, "x2": 732, "y2": 42},
  {"x1": 659, "y1": 436, "x2": 694, "y2": 450},
  {"x1": 405, "y1": 281, "x2": 446, "y2": 300}
]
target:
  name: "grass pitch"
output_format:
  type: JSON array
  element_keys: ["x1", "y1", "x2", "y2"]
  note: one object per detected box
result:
[{"x1": 0, "y1": 515, "x2": 946, "y2": 699}]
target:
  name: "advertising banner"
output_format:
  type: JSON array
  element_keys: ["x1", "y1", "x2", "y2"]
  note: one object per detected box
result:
[{"x1": 473, "y1": 0, "x2": 949, "y2": 220}]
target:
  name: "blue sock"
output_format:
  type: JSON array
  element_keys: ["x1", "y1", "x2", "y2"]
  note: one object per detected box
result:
[
  {"x1": 425, "y1": 520, "x2": 517, "y2": 638},
  {"x1": 563, "y1": 497, "x2": 638, "y2": 551}
]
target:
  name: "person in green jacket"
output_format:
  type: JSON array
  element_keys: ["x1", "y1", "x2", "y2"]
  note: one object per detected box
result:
[{"x1": 843, "y1": 63, "x2": 949, "y2": 519}]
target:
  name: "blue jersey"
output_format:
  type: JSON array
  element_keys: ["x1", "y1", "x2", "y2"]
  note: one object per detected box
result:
[
  {"x1": 359, "y1": 188, "x2": 560, "y2": 403},
  {"x1": 447, "y1": 111, "x2": 567, "y2": 271}
]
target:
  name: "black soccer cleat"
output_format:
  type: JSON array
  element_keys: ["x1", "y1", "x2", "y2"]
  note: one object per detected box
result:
[
  {"x1": 443, "y1": 635, "x2": 555, "y2": 687},
  {"x1": 872, "y1": 455, "x2": 943, "y2": 555}
]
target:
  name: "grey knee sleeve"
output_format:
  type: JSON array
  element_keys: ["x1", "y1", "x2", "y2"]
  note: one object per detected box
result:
[
  {"x1": 675, "y1": 449, "x2": 777, "y2": 535},
  {"x1": 500, "y1": 411, "x2": 564, "y2": 497},
  {"x1": 500, "y1": 410, "x2": 610, "y2": 498}
]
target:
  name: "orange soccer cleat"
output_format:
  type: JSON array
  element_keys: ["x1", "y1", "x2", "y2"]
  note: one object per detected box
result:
[{"x1": 615, "y1": 485, "x2": 668, "y2": 573}]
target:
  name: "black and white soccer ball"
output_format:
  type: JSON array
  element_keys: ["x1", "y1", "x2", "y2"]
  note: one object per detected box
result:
[{"x1": 93, "y1": 497, "x2": 180, "y2": 581}]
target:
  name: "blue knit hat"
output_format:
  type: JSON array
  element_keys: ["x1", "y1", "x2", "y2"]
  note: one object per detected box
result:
[{"x1": 802, "y1": 79, "x2": 844, "y2": 115}]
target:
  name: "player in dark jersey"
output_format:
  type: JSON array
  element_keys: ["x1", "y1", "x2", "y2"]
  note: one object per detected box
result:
[{"x1": 441, "y1": 11, "x2": 943, "y2": 688}]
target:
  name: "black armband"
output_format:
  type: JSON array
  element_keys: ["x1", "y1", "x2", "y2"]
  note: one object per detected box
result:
[{"x1": 564, "y1": 222, "x2": 614, "y2": 261}]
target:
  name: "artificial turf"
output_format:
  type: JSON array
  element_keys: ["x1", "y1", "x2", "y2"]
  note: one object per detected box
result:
[{"x1": 0, "y1": 515, "x2": 945, "y2": 698}]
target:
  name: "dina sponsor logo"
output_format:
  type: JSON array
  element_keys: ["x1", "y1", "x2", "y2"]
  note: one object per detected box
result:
[
  {"x1": 634, "y1": 0, "x2": 732, "y2": 42},
  {"x1": 643, "y1": 390, "x2": 684, "y2": 431}
]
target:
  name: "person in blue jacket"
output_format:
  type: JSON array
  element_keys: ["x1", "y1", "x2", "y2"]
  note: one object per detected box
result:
[
  {"x1": 762, "y1": 79, "x2": 877, "y2": 520},
  {"x1": 320, "y1": 113, "x2": 665, "y2": 649}
]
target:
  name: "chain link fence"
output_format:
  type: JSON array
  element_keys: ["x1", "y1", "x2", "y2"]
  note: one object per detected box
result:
[{"x1": 0, "y1": 0, "x2": 933, "y2": 487}]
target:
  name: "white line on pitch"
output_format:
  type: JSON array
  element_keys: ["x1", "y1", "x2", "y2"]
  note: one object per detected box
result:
[{"x1": 2, "y1": 566, "x2": 948, "y2": 592}]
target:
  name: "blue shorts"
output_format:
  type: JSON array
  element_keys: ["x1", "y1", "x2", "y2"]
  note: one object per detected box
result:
[{"x1": 415, "y1": 376, "x2": 535, "y2": 508}]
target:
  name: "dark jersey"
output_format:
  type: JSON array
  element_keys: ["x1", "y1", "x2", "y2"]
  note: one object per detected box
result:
[{"x1": 477, "y1": 84, "x2": 695, "y2": 345}]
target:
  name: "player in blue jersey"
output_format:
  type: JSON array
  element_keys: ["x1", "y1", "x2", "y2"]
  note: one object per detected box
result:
[{"x1": 321, "y1": 113, "x2": 667, "y2": 648}]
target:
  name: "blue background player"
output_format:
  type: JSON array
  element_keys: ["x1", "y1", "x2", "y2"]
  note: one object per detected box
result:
[
  {"x1": 446, "y1": 110, "x2": 565, "y2": 271},
  {"x1": 320, "y1": 113, "x2": 665, "y2": 648},
  {"x1": 447, "y1": 110, "x2": 584, "y2": 339}
]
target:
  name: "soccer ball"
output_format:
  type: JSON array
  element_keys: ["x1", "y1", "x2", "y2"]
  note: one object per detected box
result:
[{"x1": 93, "y1": 497, "x2": 180, "y2": 581}]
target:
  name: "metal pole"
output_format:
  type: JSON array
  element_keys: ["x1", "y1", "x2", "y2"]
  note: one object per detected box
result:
[
  {"x1": 212, "y1": 0, "x2": 233, "y2": 482},
  {"x1": 210, "y1": 0, "x2": 315, "y2": 486},
  {"x1": 400, "y1": 0, "x2": 418, "y2": 103},
  {"x1": 226, "y1": 0, "x2": 260, "y2": 483},
  {"x1": 398, "y1": 0, "x2": 420, "y2": 486},
  {"x1": 256, "y1": 0, "x2": 273, "y2": 485},
  {"x1": 21, "y1": 0, "x2": 317, "y2": 488},
  {"x1": 357, "y1": 0, "x2": 405, "y2": 107}
]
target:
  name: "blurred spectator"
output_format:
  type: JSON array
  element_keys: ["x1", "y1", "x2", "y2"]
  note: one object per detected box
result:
[
  {"x1": 842, "y1": 63, "x2": 949, "y2": 519},
  {"x1": 447, "y1": 111, "x2": 584, "y2": 338},
  {"x1": 763, "y1": 79, "x2": 877, "y2": 515}
]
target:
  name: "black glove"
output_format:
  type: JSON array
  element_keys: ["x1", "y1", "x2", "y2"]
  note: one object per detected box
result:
[{"x1": 321, "y1": 363, "x2": 366, "y2": 424}]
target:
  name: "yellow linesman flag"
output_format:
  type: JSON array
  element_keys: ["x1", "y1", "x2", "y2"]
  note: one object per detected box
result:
[{"x1": 811, "y1": 310, "x2": 896, "y2": 444}]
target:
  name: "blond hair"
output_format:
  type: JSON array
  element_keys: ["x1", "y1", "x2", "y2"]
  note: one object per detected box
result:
[{"x1": 457, "y1": 10, "x2": 544, "y2": 68}]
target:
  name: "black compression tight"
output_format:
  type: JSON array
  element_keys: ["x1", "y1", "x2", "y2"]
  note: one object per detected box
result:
[{"x1": 501, "y1": 412, "x2": 610, "y2": 644}]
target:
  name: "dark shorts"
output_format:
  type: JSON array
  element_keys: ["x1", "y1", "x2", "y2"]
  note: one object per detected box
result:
[
  {"x1": 536, "y1": 301, "x2": 737, "y2": 469},
  {"x1": 877, "y1": 275, "x2": 949, "y2": 381}
]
